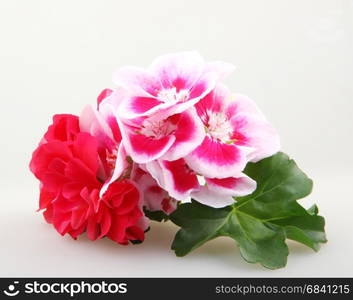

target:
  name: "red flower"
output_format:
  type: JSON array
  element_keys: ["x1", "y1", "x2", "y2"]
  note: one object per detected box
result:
[
  {"x1": 43, "y1": 114, "x2": 81, "y2": 143},
  {"x1": 30, "y1": 114, "x2": 146, "y2": 244},
  {"x1": 102, "y1": 180, "x2": 145, "y2": 244}
]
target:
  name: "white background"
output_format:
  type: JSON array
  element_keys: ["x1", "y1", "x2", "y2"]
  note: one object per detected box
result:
[{"x1": 0, "y1": 0, "x2": 352, "y2": 277}]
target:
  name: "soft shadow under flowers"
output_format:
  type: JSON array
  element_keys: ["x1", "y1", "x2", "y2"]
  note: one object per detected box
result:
[{"x1": 58, "y1": 220, "x2": 319, "y2": 271}]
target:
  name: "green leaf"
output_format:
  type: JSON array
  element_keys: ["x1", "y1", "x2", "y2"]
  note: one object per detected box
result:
[
  {"x1": 307, "y1": 204, "x2": 319, "y2": 215},
  {"x1": 171, "y1": 201, "x2": 289, "y2": 269},
  {"x1": 170, "y1": 152, "x2": 326, "y2": 269},
  {"x1": 271, "y1": 209, "x2": 327, "y2": 251},
  {"x1": 144, "y1": 209, "x2": 169, "y2": 222}
]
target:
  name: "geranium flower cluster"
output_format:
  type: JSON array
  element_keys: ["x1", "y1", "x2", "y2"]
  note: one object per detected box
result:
[{"x1": 30, "y1": 51, "x2": 280, "y2": 245}]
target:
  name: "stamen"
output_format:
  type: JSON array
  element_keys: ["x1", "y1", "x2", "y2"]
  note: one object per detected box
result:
[
  {"x1": 206, "y1": 112, "x2": 234, "y2": 143},
  {"x1": 158, "y1": 88, "x2": 189, "y2": 103},
  {"x1": 140, "y1": 118, "x2": 176, "y2": 139}
]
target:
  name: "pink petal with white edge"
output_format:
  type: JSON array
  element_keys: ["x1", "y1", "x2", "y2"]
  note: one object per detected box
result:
[
  {"x1": 145, "y1": 159, "x2": 195, "y2": 202},
  {"x1": 125, "y1": 179, "x2": 150, "y2": 231},
  {"x1": 149, "y1": 51, "x2": 205, "y2": 90},
  {"x1": 159, "y1": 159, "x2": 200, "y2": 201},
  {"x1": 118, "y1": 98, "x2": 179, "y2": 120},
  {"x1": 99, "y1": 88, "x2": 127, "y2": 113},
  {"x1": 161, "y1": 198, "x2": 178, "y2": 214},
  {"x1": 112, "y1": 68, "x2": 166, "y2": 118},
  {"x1": 80, "y1": 105, "x2": 118, "y2": 180},
  {"x1": 119, "y1": 117, "x2": 176, "y2": 163},
  {"x1": 185, "y1": 136, "x2": 254, "y2": 178},
  {"x1": 79, "y1": 105, "x2": 116, "y2": 151},
  {"x1": 97, "y1": 100, "x2": 123, "y2": 144},
  {"x1": 125, "y1": 96, "x2": 164, "y2": 116},
  {"x1": 97, "y1": 88, "x2": 113, "y2": 109},
  {"x1": 128, "y1": 133, "x2": 176, "y2": 163},
  {"x1": 114, "y1": 52, "x2": 233, "y2": 120},
  {"x1": 195, "y1": 84, "x2": 231, "y2": 120},
  {"x1": 112, "y1": 66, "x2": 161, "y2": 97},
  {"x1": 99, "y1": 144, "x2": 128, "y2": 197},
  {"x1": 161, "y1": 108, "x2": 205, "y2": 161},
  {"x1": 191, "y1": 186, "x2": 235, "y2": 208},
  {"x1": 117, "y1": 73, "x2": 216, "y2": 119},
  {"x1": 166, "y1": 71, "x2": 219, "y2": 116},
  {"x1": 230, "y1": 113, "x2": 280, "y2": 162},
  {"x1": 135, "y1": 172, "x2": 171, "y2": 212},
  {"x1": 206, "y1": 174, "x2": 256, "y2": 197},
  {"x1": 154, "y1": 71, "x2": 223, "y2": 119},
  {"x1": 144, "y1": 160, "x2": 166, "y2": 187},
  {"x1": 226, "y1": 94, "x2": 266, "y2": 121}
]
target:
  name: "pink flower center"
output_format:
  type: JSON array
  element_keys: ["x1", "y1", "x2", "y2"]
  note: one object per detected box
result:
[
  {"x1": 158, "y1": 88, "x2": 189, "y2": 103},
  {"x1": 206, "y1": 112, "x2": 233, "y2": 143},
  {"x1": 140, "y1": 118, "x2": 176, "y2": 139}
]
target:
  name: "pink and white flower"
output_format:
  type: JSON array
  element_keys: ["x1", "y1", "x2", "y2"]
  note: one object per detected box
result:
[
  {"x1": 84, "y1": 90, "x2": 179, "y2": 213},
  {"x1": 80, "y1": 91, "x2": 130, "y2": 197},
  {"x1": 132, "y1": 166, "x2": 177, "y2": 214},
  {"x1": 86, "y1": 55, "x2": 280, "y2": 209},
  {"x1": 117, "y1": 107, "x2": 205, "y2": 163},
  {"x1": 80, "y1": 104, "x2": 123, "y2": 182},
  {"x1": 191, "y1": 176, "x2": 256, "y2": 208},
  {"x1": 112, "y1": 51, "x2": 234, "y2": 119},
  {"x1": 145, "y1": 158, "x2": 200, "y2": 201},
  {"x1": 145, "y1": 158, "x2": 256, "y2": 208},
  {"x1": 185, "y1": 85, "x2": 281, "y2": 178}
]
